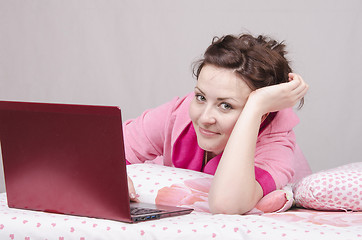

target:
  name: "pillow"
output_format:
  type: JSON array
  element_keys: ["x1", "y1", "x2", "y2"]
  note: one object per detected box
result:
[
  {"x1": 127, "y1": 164, "x2": 293, "y2": 214},
  {"x1": 293, "y1": 162, "x2": 362, "y2": 211},
  {"x1": 127, "y1": 163, "x2": 212, "y2": 212}
]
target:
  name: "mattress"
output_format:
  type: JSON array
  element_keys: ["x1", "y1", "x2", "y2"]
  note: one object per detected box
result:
[{"x1": 0, "y1": 193, "x2": 361, "y2": 240}]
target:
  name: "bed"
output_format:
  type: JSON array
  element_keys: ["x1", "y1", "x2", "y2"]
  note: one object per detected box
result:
[{"x1": 0, "y1": 162, "x2": 361, "y2": 239}]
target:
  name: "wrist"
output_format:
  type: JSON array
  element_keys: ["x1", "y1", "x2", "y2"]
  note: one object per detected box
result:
[{"x1": 243, "y1": 95, "x2": 266, "y2": 119}]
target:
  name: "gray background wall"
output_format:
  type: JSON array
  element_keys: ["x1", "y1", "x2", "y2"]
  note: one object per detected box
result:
[{"x1": 1, "y1": 0, "x2": 361, "y2": 192}]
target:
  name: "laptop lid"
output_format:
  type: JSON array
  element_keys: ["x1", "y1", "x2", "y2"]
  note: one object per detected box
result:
[
  {"x1": 0, "y1": 100, "x2": 193, "y2": 223},
  {"x1": 0, "y1": 100, "x2": 135, "y2": 222}
]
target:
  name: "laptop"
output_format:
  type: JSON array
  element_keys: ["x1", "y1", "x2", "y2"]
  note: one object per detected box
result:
[{"x1": 0, "y1": 100, "x2": 193, "y2": 223}]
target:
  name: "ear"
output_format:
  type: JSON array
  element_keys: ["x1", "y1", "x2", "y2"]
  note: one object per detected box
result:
[{"x1": 261, "y1": 113, "x2": 270, "y2": 123}]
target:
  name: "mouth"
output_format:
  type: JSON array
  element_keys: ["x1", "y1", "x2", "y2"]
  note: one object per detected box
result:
[{"x1": 198, "y1": 126, "x2": 220, "y2": 137}]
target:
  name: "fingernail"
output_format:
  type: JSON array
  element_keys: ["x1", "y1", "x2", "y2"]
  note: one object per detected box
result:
[{"x1": 130, "y1": 193, "x2": 136, "y2": 199}]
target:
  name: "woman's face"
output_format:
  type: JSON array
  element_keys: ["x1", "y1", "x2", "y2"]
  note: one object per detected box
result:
[{"x1": 189, "y1": 64, "x2": 253, "y2": 155}]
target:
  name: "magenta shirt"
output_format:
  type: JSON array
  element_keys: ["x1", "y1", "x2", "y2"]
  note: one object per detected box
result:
[
  {"x1": 123, "y1": 93, "x2": 311, "y2": 196},
  {"x1": 172, "y1": 121, "x2": 277, "y2": 195}
]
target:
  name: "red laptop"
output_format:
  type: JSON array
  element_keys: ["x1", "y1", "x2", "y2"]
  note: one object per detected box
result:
[{"x1": 0, "y1": 100, "x2": 193, "y2": 223}]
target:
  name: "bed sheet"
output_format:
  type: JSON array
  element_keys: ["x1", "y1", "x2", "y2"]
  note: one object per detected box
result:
[{"x1": 0, "y1": 193, "x2": 361, "y2": 240}]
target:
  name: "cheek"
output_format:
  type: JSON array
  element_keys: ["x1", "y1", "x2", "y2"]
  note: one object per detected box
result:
[
  {"x1": 220, "y1": 115, "x2": 240, "y2": 136},
  {"x1": 188, "y1": 101, "x2": 199, "y2": 123}
]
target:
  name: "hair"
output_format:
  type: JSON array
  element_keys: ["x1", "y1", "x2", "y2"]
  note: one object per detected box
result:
[{"x1": 193, "y1": 33, "x2": 304, "y2": 107}]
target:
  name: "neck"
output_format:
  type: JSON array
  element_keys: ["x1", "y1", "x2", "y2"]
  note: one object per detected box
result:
[
  {"x1": 204, "y1": 151, "x2": 216, "y2": 166},
  {"x1": 206, "y1": 151, "x2": 216, "y2": 160}
]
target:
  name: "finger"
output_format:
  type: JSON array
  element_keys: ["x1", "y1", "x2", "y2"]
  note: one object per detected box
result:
[
  {"x1": 293, "y1": 83, "x2": 309, "y2": 104},
  {"x1": 283, "y1": 77, "x2": 300, "y2": 91},
  {"x1": 130, "y1": 193, "x2": 140, "y2": 202},
  {"x1": 288, "y1": 73, "x2": 302, "y2": 81},
  {"x1": 292, "y1": 78, "x2": 309, "y2": 96},
  {"x1": 298, "y1": 84, "x2": 309, "y2": 99},
  {"x1": 293, "y1": 74, "x2": 306, "y2": 86},
  {"x1": 289, "y1": 74, "x2": 308, "y2": 94},
  {"x1": 127, "y1": 176, "x2": 140, "y2": 202},
  {"x1": 128, "y1": 185, "x2": 139, "y2": 202},
  {"x1": 288, "y1": 73, "x2": 298, "y2": 81},
  {"x1": 288, "y1": 73, "x2": 305, "y2": 85}
]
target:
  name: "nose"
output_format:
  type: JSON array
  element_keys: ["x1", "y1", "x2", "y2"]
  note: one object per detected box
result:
[{"x1": 199, "y1": 105, "x2": 216, "y2": 125}]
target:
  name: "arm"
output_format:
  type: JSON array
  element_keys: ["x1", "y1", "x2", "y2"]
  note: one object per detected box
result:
[
  {"x1": 124, "y1": 98, "x2": 175, "y2": 201},
  {"x1": 124, "y1": 94, "x2": 192, "y2": 200},
  {"x1": 123, "y1": 97, "x2": 178, "y2": 164},
  {"x1": 208, "y1": 73, "x2": 308, "y2": 214}
]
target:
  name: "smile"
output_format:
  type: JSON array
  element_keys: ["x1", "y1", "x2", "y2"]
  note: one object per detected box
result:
[{"x1": 198, "y1": 127, "x2": 220, "y2": 137}]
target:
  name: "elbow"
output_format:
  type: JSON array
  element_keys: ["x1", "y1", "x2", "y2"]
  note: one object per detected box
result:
[
  {"x1": 208, "y1": 196, "x2": 255, "y2": 215},
  {"x1": 208, "y1": 180, "x2": 263, "y2": 215}
]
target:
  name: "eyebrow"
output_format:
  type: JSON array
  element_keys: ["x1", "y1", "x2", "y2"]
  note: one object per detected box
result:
[{"x1": 194, "y1": 87, "x2": 239, "y2": 102}]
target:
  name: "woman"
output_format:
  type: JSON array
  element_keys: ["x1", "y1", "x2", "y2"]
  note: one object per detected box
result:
[{"x1": 124, "y1": 34, "x2": 311, "y2": 214}]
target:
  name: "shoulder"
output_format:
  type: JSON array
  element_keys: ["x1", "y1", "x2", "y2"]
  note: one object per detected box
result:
[
  {"x1": 124, "y1": 92, "x2": 193, "y2": 125},
  {"x1": 255, "y1": 109, "x2": 303, "y2": 188},
  {"x1": 124, "y1": 92, "x2": 194, "y2": 144},
  {"x1": 170, "y1": 92, "x2": 194, "y2": 113},
  {"x1": 167, "y1": 92, "x2": 194, "y2": 142},
  {"x1": 263, "y1": 108, "x2": 300, "y2": 135}
]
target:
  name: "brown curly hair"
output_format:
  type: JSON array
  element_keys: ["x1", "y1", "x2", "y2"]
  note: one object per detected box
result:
[
  {"x1": 193, "y1": 33, "x2": 304, "y2": 108},
  {"x1": 194, "y1": 34, "x2": 292, "y2": 90}
]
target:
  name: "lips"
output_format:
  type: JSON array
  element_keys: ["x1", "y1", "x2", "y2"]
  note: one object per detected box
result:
[{"x1": 198, "y1": 126, "x2": 219, "y2": 137}]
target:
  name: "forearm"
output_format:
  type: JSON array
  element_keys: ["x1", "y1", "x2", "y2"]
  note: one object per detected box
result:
[
  {"x1": 208, "y1": 74, "x2": 308, "y2": 214},
  {"x1": 208, "y1": 101, "x2": 264, "y2": 214}
]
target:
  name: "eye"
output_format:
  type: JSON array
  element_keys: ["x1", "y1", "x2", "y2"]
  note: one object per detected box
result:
[
  {"x1": 220, "y1": 102, "x2": 233, "y2": 111},
  {"x1": 195, "y1": 94, "x2": 206, "y2": 102}
]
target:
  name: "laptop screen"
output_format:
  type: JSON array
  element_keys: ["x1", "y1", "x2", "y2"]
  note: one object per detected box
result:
[{"x1": 0, "y1": 101, "x2": 132, "y2": 222}]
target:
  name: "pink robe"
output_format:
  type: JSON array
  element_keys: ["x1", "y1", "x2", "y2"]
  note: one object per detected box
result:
[{"x1": 123, "y1": 92, "x2": 311, "y2": 195}]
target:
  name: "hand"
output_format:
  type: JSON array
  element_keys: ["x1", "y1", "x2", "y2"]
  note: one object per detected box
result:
[
  {"x1": 248, "y1": 73, "x2": 309, "y2": 115},
  {"x1": 127, "y1": 175, "x2": 139, "y2": 202}
]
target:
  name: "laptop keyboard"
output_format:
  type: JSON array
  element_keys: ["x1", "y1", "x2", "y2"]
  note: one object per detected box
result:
[{"x1": 130, "y1": 207, "x2": 163, "y2": 216}]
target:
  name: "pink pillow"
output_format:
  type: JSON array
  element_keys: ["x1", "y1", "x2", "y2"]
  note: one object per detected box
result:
[
  {"x1": 253, "y1": 186, "x2": 293, "y2": 214},
  {"x1": 293, "y1": 162, "x2": 362, "y2": 211},
  {"x1": 128, "y1": 164, "x2": 293, "y2": 214}
]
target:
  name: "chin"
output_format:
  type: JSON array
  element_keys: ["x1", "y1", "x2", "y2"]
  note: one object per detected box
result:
[
  {"x1": 197, "y1": 142, "x2": 223, "y2": 155},
  {"x1": 195, "y1": 132, "x2": 225, "y2": 154}
]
